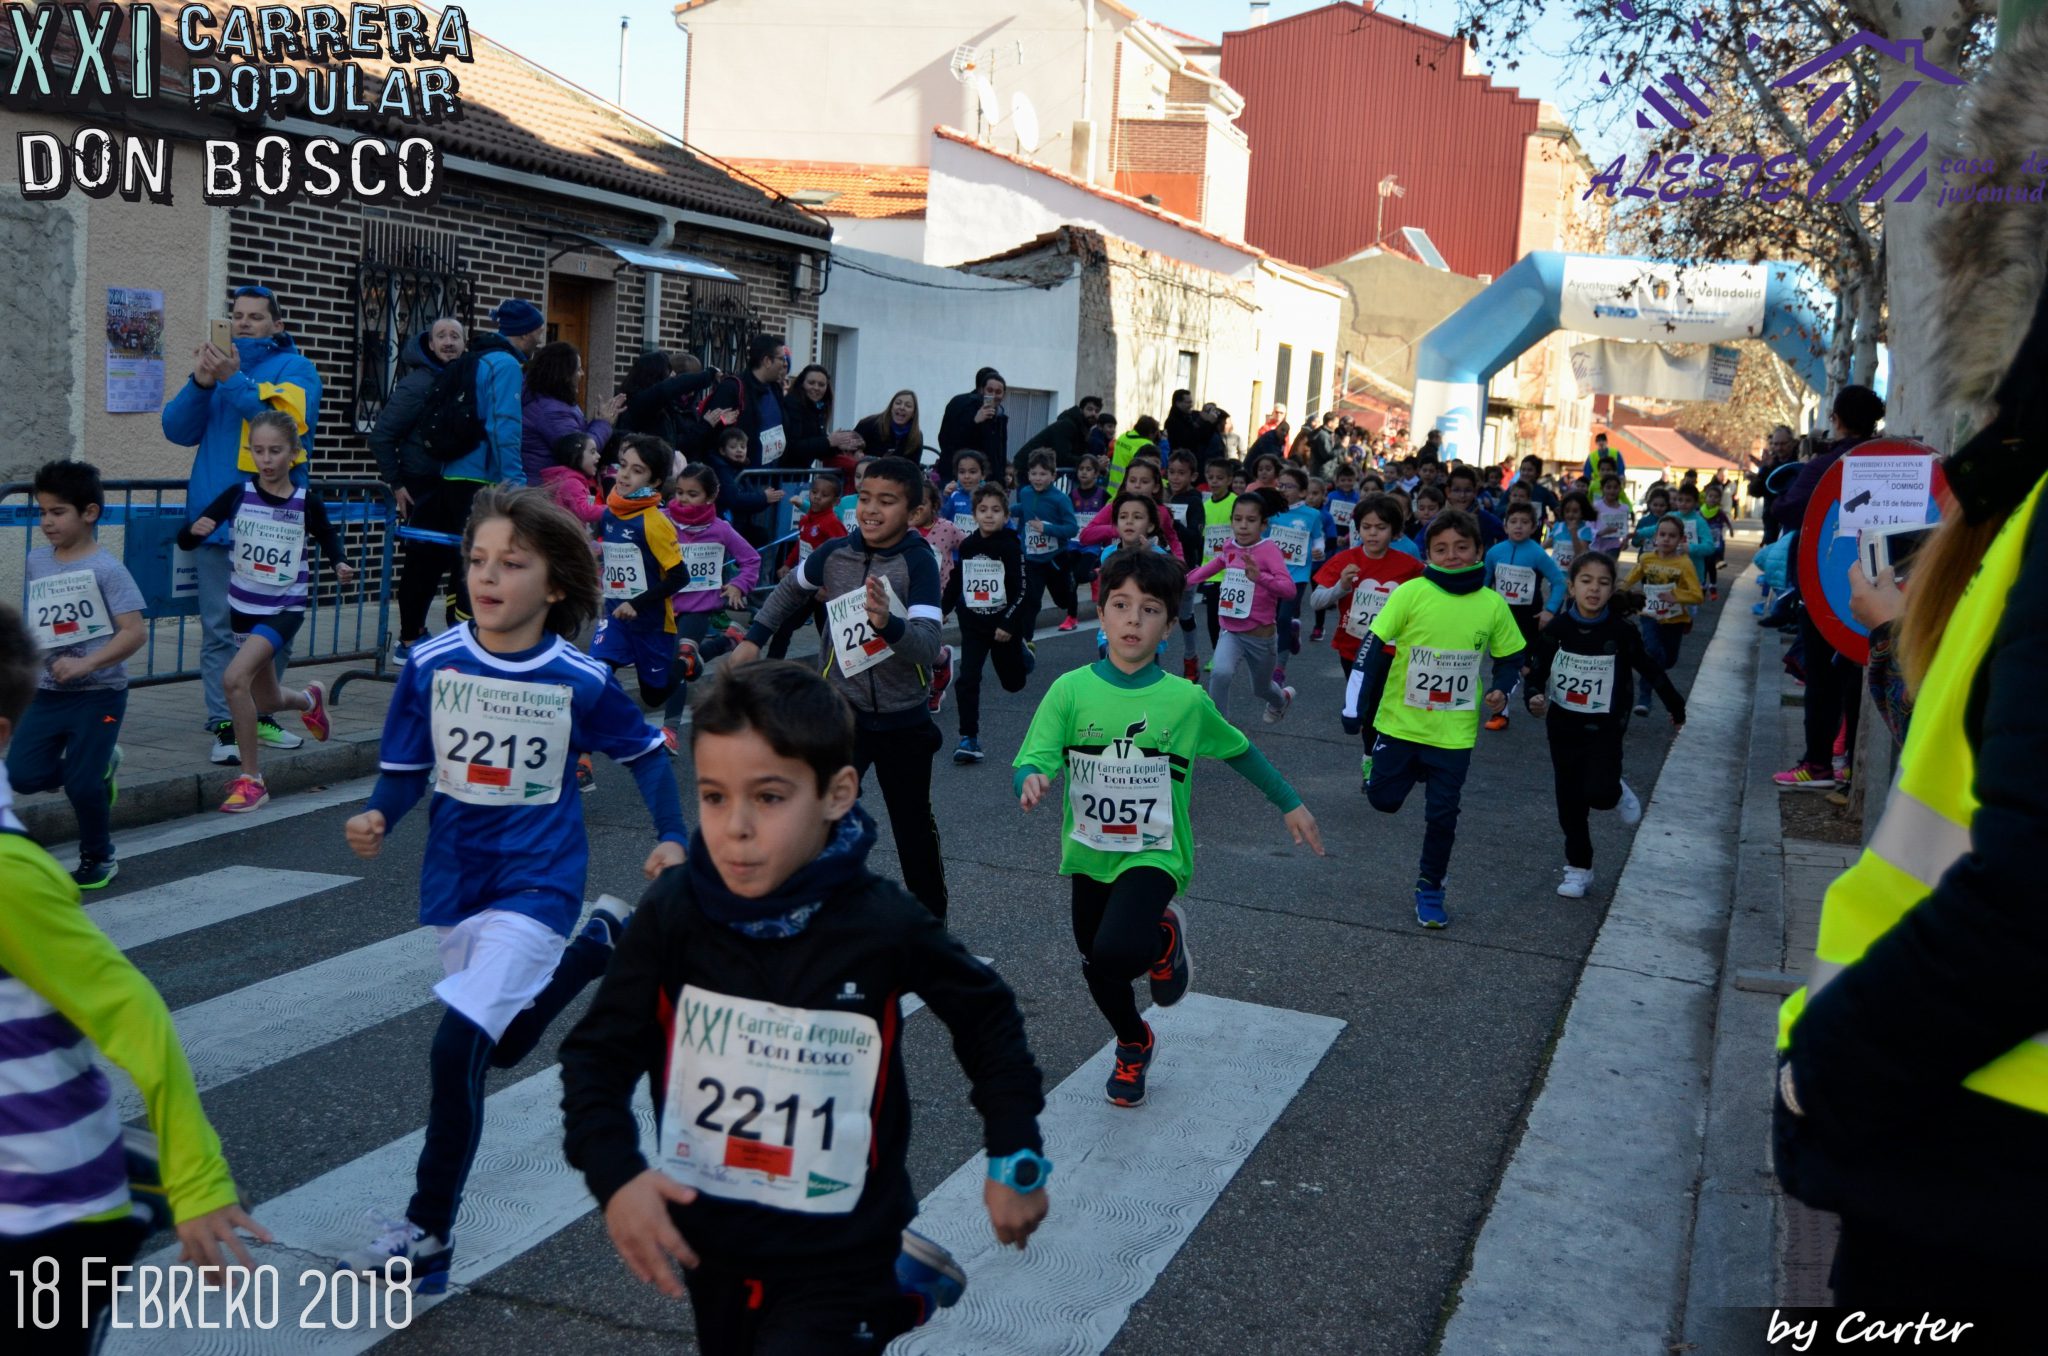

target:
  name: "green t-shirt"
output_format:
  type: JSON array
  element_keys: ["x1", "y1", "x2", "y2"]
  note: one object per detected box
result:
[
  {"x1": 1370, "y1": 574, "x2": 1526, "y2": 751},
  {"x1": 1015, "y1": 661, "x2": 1269, "y2": 891}
]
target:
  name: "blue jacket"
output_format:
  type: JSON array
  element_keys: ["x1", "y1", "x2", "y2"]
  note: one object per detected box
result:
[
  {"x1": 439, "y1": 333, "x2": 527, "y2": 486},
  {"x1": 1010, "y1": 484, "x2": 1078, "y2": 560},
  {"x1": 161, "y1": 333, "x2": 320, "y2": 548},
  {"x1": 1484, "y1": 538, "x2": 1569, "y2": 609}
]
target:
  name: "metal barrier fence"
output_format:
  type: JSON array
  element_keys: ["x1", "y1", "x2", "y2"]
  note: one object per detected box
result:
[{"x1": 1, "y1": 478, "x2": 398, "y2": 699}]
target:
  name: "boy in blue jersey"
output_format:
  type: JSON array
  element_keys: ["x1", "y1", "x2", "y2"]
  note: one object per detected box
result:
[
  {"x1": 1268, "y1": 468, "x2": 1325, "y2": 683},
  {"x1": 340, "y1": 489, "x2": 688, "y2": 1290},
  {"x1": 1481, "y1": 502, "x2": 1569, "y2": 732},
  {"x1": 590, "y1": 434, "x2": 694, "y2": 775}
]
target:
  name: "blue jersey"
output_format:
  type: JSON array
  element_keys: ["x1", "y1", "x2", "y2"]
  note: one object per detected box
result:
[
  {"x1": 939, "y1": 488, "x2": 978, "y2": 547},
  {"x1": 1266, "y1": 505, "x2": 1323, "y2": 584},
  {"x1": 374, "y1": 625, "x2": 677, "y2": 935}
]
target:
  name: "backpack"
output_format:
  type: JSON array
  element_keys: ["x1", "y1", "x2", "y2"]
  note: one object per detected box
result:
[{"x1": 415, "y1": 351, "x2": 486, "y2": 463}]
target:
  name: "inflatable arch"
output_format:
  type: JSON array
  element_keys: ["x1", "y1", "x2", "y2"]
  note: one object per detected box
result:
[{"x1": 1410, "y1": 251, "x2": 1833, "y2": 464}]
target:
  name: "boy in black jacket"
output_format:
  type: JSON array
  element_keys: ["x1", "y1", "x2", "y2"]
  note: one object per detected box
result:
[
  {"x1": 561, "y1": 661, "x2": 1049, "y2": 1354},
  {"x1": 944, "y1": 484, "x2": 1034, "y2": 764}
]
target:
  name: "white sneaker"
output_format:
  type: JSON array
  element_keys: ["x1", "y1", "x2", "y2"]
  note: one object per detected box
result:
[
  {"x1": 581, "y1": 894, "x2": 638, "y2": 948},
  {"x1": 1262, "y1": 685, "x2": 1296, "y2": 724},
  {"x1": 1616, "y1": 778, "x2": 1642, "y2": 826},
  {"x1": 1557, "y1": 866, "x2": 1595, "y2": 898},
  {"x1": 335, "y1": 1211, "x2": 452, "y2": 1293}
]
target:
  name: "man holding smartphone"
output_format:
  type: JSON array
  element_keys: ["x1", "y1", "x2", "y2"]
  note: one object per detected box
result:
[
  {"x1": 936, "y1": 367, "x2": 1008, "y2": 486},
  {"x1": 161, "y1": 284, "x2": 323, "y2": 768}
]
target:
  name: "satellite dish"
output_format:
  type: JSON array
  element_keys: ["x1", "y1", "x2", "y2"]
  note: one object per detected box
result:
[
  {"x1": 974, "y1": 73, "x2": 1000, "y2": 132},
  {"x1": 1012, "y1": 92, "x2": 1041, "y2": 153}
]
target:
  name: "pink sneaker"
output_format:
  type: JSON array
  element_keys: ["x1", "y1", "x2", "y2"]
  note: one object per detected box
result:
[
  {"x1": 1773, "y1": 761, "x2": 1837, "y2": 791},
  {"x1": 300, "y1": 681, "x2": 330, "y2": 742},
  {"x1": 1057, "y1": 616, "x2": 1078, "y2": 633},
  {"x1": 220, "y1": 775, "x2": 269, "y2": 814}
]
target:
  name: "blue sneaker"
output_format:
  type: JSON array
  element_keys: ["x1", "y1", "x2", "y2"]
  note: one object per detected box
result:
[
  {"x1": 580, "y1": 895, "x2": 637, "y2": 948},
  {"x1": 953, "y1": 737, "x2": 985, "y2": 765},
  {"x1": 336, "y1": 1212, "x2": 452, "y2": 1294},
  {"x1": 1415, "y1": 881, "x2": 1449, "y2": 929},
  {"x1": 896, "y1": 1228, "x2": 966, "y2": 1327},
  {"x1": 1022, "y1": 641, "x2": 1037, "y2": 676}
]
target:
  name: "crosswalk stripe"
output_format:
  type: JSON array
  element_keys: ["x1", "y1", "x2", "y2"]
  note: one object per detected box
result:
[
  {"x1": 88, "y1": 867, "x2": 359, "y2": 952},
  {"x1": 894, "y1": 993, "x2": 1344, "y2": 1356},
  {"x1": 54, "y1": 777, "x2": 380, "y2": 865},
  {"x1": 103, "y1": 928, "x2": 441, "y2": 1121}
]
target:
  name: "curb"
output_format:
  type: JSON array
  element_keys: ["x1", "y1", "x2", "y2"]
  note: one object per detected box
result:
[{"x1": 1438, "y1": 566, "x2": 1761, "y2": 1356}]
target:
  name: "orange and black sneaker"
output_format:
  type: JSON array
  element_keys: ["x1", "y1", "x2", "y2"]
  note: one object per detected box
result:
[
  {"x1": 576, "y1": 753, "x2": 596, "y2": 793},
  {"x1": 1106, "y1": 1024, "x2": 1155, "y2": 1108},
  {"x1": 1149, "y1": 903, "x2": 1191, "y2": 1008},
  {"x1": 675, "y1": 638, "x2": 703, "y2": 684},
  {"x1": 1483, "y1": 713, "x2": 1510, "y2": 732}
]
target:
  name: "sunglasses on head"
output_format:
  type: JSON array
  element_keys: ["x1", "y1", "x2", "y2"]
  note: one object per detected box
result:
[{"x1": 231, "y1": 285, "x2": 274, "y2": 300}]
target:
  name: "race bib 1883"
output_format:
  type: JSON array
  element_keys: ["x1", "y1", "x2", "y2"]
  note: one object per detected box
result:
[{"x1": 679, "y1": 542, "x2": 726, "y2": 594}]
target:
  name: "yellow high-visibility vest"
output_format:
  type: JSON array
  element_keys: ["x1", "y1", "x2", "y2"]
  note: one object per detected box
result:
[{"x1": 1777, "y1": 471, "x2": 2048, "y2": 1114}]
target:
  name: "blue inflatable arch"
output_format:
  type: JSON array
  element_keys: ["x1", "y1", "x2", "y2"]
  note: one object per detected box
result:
[{"x1": 1410, "y1": 251, "x2": 1832, "y2": 463}]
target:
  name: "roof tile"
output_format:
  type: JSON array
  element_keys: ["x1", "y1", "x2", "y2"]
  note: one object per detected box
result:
[{"x1": 722, "y1": 161, "x2": 929, "y2": 219}]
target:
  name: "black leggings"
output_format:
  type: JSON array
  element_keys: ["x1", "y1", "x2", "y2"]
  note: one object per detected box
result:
[
  {"x1": 1018, "y1": 560, "x2": 1077, "y2": 638},
  {"x1": 397, "y1": 478, "x2": 482, "y2": 642},
  {"x1": 766, "y1": 602, "x2": 825, "y2": 660},
  {"x1": 854, "y1": 720, "x2": 948, "y2": 919},
  {"x1": 1071, "y1": 867, "x2": 1177, "y2": 1044},
  {"x1": 684, "y1": 1256, "x2": 916, "y2": 1356},
  {"x1": 1548, "y1": 717, "x2": 1625, "y2": 868},
  {"x1": 955, "y1": 626, "x2": 1029, "y2": 738}
]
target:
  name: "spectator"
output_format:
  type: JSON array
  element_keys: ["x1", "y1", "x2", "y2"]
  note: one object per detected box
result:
[
  {"x1": 615, "y1": 350, "x2": 723, "y2": 457},
  {"x1": 854, "y1": 389, "x2": 923, "y2": 460},
  {"x1": 1016, "y1": 395, "x2": 1102, "y2": 473},
  {"x1": 1752, "y1": 424, "x2": 1798, "y2": 544},
  {"x1": 1087, "y1": 412, "x2": 1117, "y2": 461},
  {"x1": 161, "y1": 283, "x2": 321, "y2": 766},
  {"x1": 1585, "y1": 431, "x2": 1627, "y2": 483},
  {"x1": 937, "y1": 367, "x2": 1009, "y2": 485},
  {"x1": 519, "y1": 342, "x2": 625, "y2": 483},
  {"x1": 1249, "y1": 418, "x2": 1289, "y2": 467},
  {"x1": 1106, "y1": 415, "x2": 1163, "y2": 492},
  {"x1": 369, "y1": 317, "x2": 465, "y2": 657},
  {"x1": 704, "y1": 333, "x2": 792, "y2": 466},
  {"x1": 1256, "y1": 404, "x2": 1287, "y2": 438},
  {"x1": 782, "y1": 363, "x2": 864, "y2": 472},
  {"x1": 1219, "y1": 409, "x2": 1244, "y2": 458},
  {"x1": 394, "y1": 298, "x2": 543, "y2": 652},
  {"x1": 1306, "y1": 411, "x2": 1338, "y2": 475},
  {"x1": 1163, "y1": 388, "x2": 1203, "y2": 454}
]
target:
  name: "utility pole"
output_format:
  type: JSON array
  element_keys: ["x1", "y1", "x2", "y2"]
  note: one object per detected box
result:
[{"x1": 617, "y1": 16, "x2": 630, "y2": 106}]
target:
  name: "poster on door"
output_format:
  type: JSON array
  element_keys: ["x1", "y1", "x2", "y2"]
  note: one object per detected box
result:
[{"x1": 105, "y1": 287, "x2": 166, "y2": 414}]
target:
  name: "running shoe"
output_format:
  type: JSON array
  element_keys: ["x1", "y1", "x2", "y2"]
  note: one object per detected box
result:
[
  {"x1": 1773, "y1": 761, "x2": 1837, "y2": 791},
  {"x1": 72, "y1": 855, "x2": 119, "y2": 891},
  {"x1": 580, "y1": 894, "x2": 638, "y2": 948},
  {"x1": 576, "y1": 753, "x2": 596, "y2": 793},
  {"x1": 219, "y1": 775, "x2": 269, "y2": 814},
  {"x1": 1182, "y1": 655, "x2": 1200, "y2": 683},
  {"x1": 390, "y1": 637, "x2": 413, "y2": 666},
  {"x1": 953, "y1": 737, "x2": 985, "y2": 764},
  {"x1": 256, "y1": 715, "x2": 302, "y2": 750},
  {"x1": 1310, "y1": 626, "x2": 1325, "y2": 642},
  {"x1": 1708, "y1": 586, "x2": 1720, "y2": 602},
  {"x1": 897, "y1": 1228, "x2": 966, "y2": 1326},
  {"x1": 927, "y1": 645, "x2": 953, "y2": 714},
  {"x1": 1556, "y1": 866, "x2": 1594, "y2": 899},
  {"x1": 1058, "y1": 616, "x2": 1077, "y2": 633},
  {"x1": 105, "y1": 744, "x2": 122, "y2": 809},
  {"x1": 208, "y1": 720, "x2": 239, "y2": 765},
  {"x1": 1360, "y1": 753, "x2": 1373, "y2": 794},
  {"x1": 1616, "y1": 778, "x2": 1642, "y2": 826},
  {"x1": 1204, "y1": 657, "x2": 1214, "y2": 673},
  {"x1": 1149, "y1": 903, "x2": 1192, "y2": 1007},
  {"x1": 1631, "y1": 703, "x2": 1651, "y2": 717},
  {"x1": 676, "y1": 638, "x2": 703, "y2": 683},
  {"x1": 1106, "y1": 1025, "x2": 1155, "y2": 1107},
  {"x1": 1415, "y1": 881, "x2": 1449, "y2": 929},
  {"x1": 1261, "y1": 685, "x2": 1295, "y2": 725},
  {"x1": 300, "y1": 681, "x2": 330, "y2": 742},
  {"x1": 1483, "y1": 713, "x2": 1510, "y2": 732},
  {"x1": 336, "y1": 1211, "x2": 452, "y2": 1295},
  {"x1": 661, "y1": 726, "x2": 682, "y2": 757},
  {"x1": 1023, "y1": 641, "x2": 1038, "y2": 676}
]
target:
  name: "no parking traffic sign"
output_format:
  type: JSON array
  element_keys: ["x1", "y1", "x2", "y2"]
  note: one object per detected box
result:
[{"x1": 1798, "y1": 438, "x2": 1945, "y2": 666}]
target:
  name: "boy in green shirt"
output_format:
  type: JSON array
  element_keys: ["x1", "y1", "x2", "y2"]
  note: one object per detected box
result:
[
  {"x1": 1341, "y1": 509, "x2": 1526, "y2": 929},
  {"x1": 1015, "y1": 551, "x2": 1323, "y2": 1107}
]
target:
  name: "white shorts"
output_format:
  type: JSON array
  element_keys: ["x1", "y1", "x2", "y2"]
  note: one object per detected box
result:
[{"x1": 433, "y1": 909, "x2": 566, "y2": 1043}]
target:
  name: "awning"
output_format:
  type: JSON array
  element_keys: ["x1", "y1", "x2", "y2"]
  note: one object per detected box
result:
[{"x1": 546, "y1": 231, "x2": 741, "y2": 282}]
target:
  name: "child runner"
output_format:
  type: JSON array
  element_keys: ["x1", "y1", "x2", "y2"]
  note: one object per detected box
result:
[
  {"x1": 836, "y1": 459, "x2": 871, "y2": 533},
  {"x1": 1186, "y1": 490, "x2": 1296, "y2": 725},
  {"x1": 1059, "y1": 456, "x2": 1106, "y2": 634},
  {"x1": 539, "y1": 432, "x2": 606, "y2": 528},
  {"x1": 1632, "y1": 487, "x2": 1672, "y2": 553},
  {"x1": 940, "y1": 451, "x2": 988, "y2": 543},
  {"x1": 947, "y1": 484, "x2": 1033, "y2": 764},
  {"x1": 1268, "y1": 467, "x2": 1324, "y2": 684},
  {"x1": 1076, "y1": 458, "x2": 1185, "y2": 564},
  {"x1": 178, "y1": 409, "x2": 355, "y2": 813},
  {"x1": 1093, "y1": 494, "x2": 1175, "y2": 667},
  {"x1": 1015, "y1": 550, "x2": 1323, "y2": 1105},
  {"x1": 1670, "y1": 485, "x2": 1717, "y2": 598},
  {"x1": 911, "y1": 483, "x2": 960, "y2": 714},
  {"x1": 1304, "y1": 476, "x2": 1341, "y2": 640},
  {"x1": 339, "y1": 488, "x2": 688, "y2": 1290},
  {"x1": 1013, "y1": 449, "x2": 1080, "y2": 642},
  {"x1": 561, "y1": 661, "x2": 1048, "y2": 1350},
  {"x1": 1342, "y1": 509, "x2": 1525, "y2": 929},
  {"x1": 1327, "y1": 464, "x2": 1361, "y2": 547},
  {"x1": 1163, "y1": 451, "x2": 1208, "y2": 680},
  {"x1": 0, "y1": 604, "x2": 271, "y2": 1343},
  {"x1": 734, "y1": 456, "x2": 951, "y2": 918},
  {"x1": 1523, "y1": 552, "x2": 1685, "y2": 898},
  {"x1": 589, "y1": 434, "x2": 692, "y2": 777},
  {"x1": 658, "y1": 462, "x2": 762, "y2": 741},
  {"x1": 1622, "y1": 515, "x2": 1705, "y2": 717},
  {"x1": 1310, "y1": 493, "x2": 1423, "y2": 789},
  {"x1": 1195, "y1": 456, "x2": 1239, "y2": 661},
  {"x1": 1405, "y1": 485, "x2": 1445, "y2": 554},
  {"x1": 1546, "y1": 492, "x2": 1593, "y2": 572},
  {"x1": 1699, "y1": 481, "x2": 1730, "y2": 600},
  {"x1": 1589, "y1": 474, "x2": 1634, "y2": 555},
  {"x1": 8, "y1": 461, "x2": 146, "y2": 887},
  {"x1": 765, "y1": 470, "x2": 845, "y2": 660},
  {"x1": 1479, "y1": 501, "x2": 1569, "y2": 733}
]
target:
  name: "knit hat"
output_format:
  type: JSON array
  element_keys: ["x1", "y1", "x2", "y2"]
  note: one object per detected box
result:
[{"x1": 492, "y1": 299, "x2": 544, "y2": 338}]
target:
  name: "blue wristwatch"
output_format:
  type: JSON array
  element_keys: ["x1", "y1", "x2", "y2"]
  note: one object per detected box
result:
[{"x1": 986, "y1": 1148, "x2": 1052, "y2": 1193}]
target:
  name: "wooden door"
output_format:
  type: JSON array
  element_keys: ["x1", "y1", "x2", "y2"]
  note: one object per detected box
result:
[{"x1": 547, "y1": 277, "x2": 594, "y2": 404}]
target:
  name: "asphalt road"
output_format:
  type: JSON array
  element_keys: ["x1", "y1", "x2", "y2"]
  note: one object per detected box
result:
[{"x1": 89, "y1": 558, "x2": 1746, "y2": 1356}]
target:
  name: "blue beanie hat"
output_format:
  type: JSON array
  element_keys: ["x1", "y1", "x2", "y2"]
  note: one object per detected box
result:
[{"x1": 492, "y1": 299, "x2": 544, "y2": 338}]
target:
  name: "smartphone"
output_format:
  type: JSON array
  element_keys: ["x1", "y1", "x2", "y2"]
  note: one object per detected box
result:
[
  {"x1": 1859, "y1": 523, "x2": 1933, "y2": 583},
  {"x1": 210, "y1": 317, "x2": 233, "y2": 351}
]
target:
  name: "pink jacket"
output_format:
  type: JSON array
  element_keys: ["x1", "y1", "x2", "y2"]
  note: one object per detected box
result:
[
  {"x1": 1186, "y1": 537, "x2": 1293, "y2": 631},
  {"x1": 539, "y1": 465, "x2": 604, "y2": 526},
  {"x1": 661, "y1": 514, "x2": 762, "y2": 614},
  {"x1": 1075, "y1": 497, "x2": 1186, "y2": 562},
  {"x1": 921, "y1": 520, "x2": 965, "y2": 593}
]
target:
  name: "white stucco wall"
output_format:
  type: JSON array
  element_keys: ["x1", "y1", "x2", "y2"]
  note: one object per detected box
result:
[
  {"x1": 819, "y1": 245, "x2": 1079, "y2": 437},
  {"x1": 925, "y1": 134, "x2": 1259, "y2": 278},
  {"x1": 1203, "y1": 119, "x2": 1250, "y2": 242},
  {"x1": 1252, "y1": 263, "x2": 1345, "y2": 423},
  {"x1": 828, "y1": 216, "x2": 927, "y2": 261}
]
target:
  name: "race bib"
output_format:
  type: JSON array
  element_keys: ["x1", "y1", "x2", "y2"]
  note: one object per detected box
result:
[
  {"x1": 1644, "y1": 582, "x2": 1679, "y2": 620},
  {"x1": 231, "y1": 508, "x2": 303, "y2": 586},
  {"x1": 1404, "y1": 647, "x2": 1481, "y2": 712},
  {"x1": 838, "y1": 503, "x2": 858, "y2": 530},
  {"x1": 1329, "y1": 498, "x2": 1356, "y2": 530},
  {"x1": 1217, "y1": 567, "x2": 1254, "y2": 620},
  {"x1": 1023, "y1": 523, "x2": 1055, "y2": 555},
  {"x1": 659, "y1": 987, "x2": 880, "y2": 1215},
  {"x1": 1551, "y1": 538, "x2": 1577, "y2": 568},
  {"x1": 1681, "y1": 517, "x2": 1701, "y2": 546},
  {"x1": 27, "y1": 570, "x2": 111, "y2": 653},
  {"x1": 1067, "y1": 744, "x2": 1174, "y2": 854},
  {"x1": 1341, "y1": 579, "x2": 1394, "y2": 639},
  {"x1": 1269, "y1": 523, "x2": 1311, "y2": 570},
  {"x1": 797, "y1": 537, "x2": 815, "y2": 563},
  {"x1": 758, "y1": 424, "x2": 787, "y2": 462},
  {"x1": 962, "y1": 557, "x2": 1006, "y2": 611},
  {"x1": 679, "y1": 542, "x2": 726, "y2": 594},
  {"x1": 1202, "y1": 524, "x2": 1232, "y2": 562},
  {"x1": 602, "y1": 541, "x2": 646, "y2": 598},
  {"x1": 1547, "y1": 650, "x2": 1616, "y2": 714},
  {"x1": 1595, "y1": 506, "x2": 1631, "y2": 545},
  {"x1": 827, "y1": 577, "x2": 904, "y2": 677},
  {"x1": 1493, "y1": 563, "x2": 1537, "y2": 607},
  {"x1": 1166, "y1": 502, "x2": 1189, "y2": 526},
  {"x1": 429, "y1": 670, "x2": 572, "y2": 807},
  {"x1": 952, "y1": 512, "x2": 976, "y2": 536}
]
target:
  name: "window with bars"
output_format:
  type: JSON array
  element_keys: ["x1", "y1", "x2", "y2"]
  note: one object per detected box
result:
[
  {"x1": 686, "y1": 279, "x2": 760, "y2": 374},
  {"x1": 352, "y1": 219, "x2": 477, "y2": 434}
]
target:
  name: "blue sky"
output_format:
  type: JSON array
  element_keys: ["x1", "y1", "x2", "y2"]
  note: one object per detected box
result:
[{"x1": 455, "y1": 0, "x2": 1620, "y2": 158}]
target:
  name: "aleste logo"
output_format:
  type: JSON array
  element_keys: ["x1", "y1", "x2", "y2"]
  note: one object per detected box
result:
[{"x1": 1587, "y1": 10, "x2": 1980, "y2": 206}]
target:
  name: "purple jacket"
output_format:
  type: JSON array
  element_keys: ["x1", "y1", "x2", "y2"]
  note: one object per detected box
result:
[
  {"x1": 658, "y1": 512, "x2": 762, "y2": 613},
  {"x1": 521, "y1": 394, "x2": 614, "y2": 483}
]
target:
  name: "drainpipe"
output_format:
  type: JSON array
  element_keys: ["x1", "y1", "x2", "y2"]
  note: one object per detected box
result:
[{"x1": 643, "y1": 213, "x2": 680, "y2": 352}]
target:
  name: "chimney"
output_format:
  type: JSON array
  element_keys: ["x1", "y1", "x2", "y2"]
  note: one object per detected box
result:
[{"x1": 1250, "y1": 2, "x2": 1269, "y2": 24}]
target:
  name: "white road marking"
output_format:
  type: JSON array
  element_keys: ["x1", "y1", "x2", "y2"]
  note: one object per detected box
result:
[
  {"x1": 58, "y1": 776, "x2": 380, "y2": 865},
  {"x1": 895, "y1": 993, "x2": 1344, "y2": 1356},
  {"x1": 87, "y1": 866, "x2": 360, "y2": 951}
]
